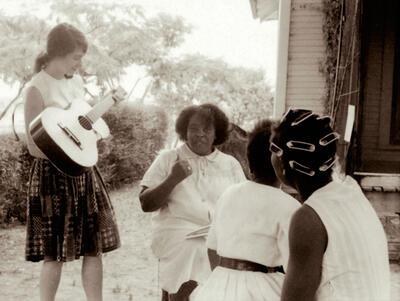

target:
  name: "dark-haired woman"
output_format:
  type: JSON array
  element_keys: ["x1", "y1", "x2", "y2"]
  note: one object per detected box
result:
[
  {"x1": 139, "y1": 103, "x2": 246, "y2": 301},
  {"x1": 192, "y1": 119, "x2": 300, "y2": 301},
  {"x1": 270, "y1": 108, "x2": 390, "y2": 301},
  {"x1": 24, "y1": 23, "x2": 120, "y2": 301}
]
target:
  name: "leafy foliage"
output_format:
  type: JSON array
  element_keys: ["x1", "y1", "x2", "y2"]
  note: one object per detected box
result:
[
  {"x1": 0, "y1": 135, "x2": 33, "y2": 226},
  {"x1": 0, "y1": 0, "x2": 191, "y2": 106},
  {"x1": 322, "y1": 0, "x2": 342, "y2": 111},
  {"x1": 218, "y1": 123, "x2": 250, "y2": 179},
  {"x1": 98, "y1": 103, "x2": 168, "y2": 190},
  {"x1": 149, "y1": 54, "x2": 274, "y2": 128}
]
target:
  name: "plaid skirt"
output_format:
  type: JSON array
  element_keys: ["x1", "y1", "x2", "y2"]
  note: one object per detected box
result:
[{"x1": 25, "y1": 158, "x2": 120, "y2": 262}]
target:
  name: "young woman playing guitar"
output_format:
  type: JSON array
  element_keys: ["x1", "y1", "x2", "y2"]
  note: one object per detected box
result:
[{"x1": 24, "y1": 23, "x2": 120, "y2": 301}]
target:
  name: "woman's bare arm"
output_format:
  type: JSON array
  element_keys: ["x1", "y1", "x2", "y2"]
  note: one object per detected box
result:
[
  {"x1": 139, "y1": 158, "x2": 192, "y2": 212},
  {"x1": 24, "y1": 87, "x2": 45, "y2": 129},
  {"x1": 139, "y1": 176, "x2": 180, "y2": 212},
  {"x1": 281, "y1": 205, "x2": 327, "y2": 301}
]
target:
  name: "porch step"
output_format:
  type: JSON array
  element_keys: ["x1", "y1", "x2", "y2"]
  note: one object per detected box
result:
[{"x1": 379, "y1": 212, "x2": 400, "y2": 262}]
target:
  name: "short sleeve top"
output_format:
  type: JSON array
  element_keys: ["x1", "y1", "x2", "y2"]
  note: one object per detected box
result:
[{"x1": 141, "y1": 143, "x2": 246, "y2": 256}]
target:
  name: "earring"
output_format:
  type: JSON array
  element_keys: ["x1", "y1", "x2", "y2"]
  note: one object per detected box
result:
[{"x1": 282, "y1": 169, "x2": 286, "y2": 176}]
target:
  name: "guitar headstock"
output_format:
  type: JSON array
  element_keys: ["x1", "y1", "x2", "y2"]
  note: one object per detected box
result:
[{"x1": 111, "y1": 86, "x2": 127, "y2": 104}]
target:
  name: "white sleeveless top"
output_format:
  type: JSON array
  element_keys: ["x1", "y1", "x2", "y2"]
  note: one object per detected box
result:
[
  {"x1": 207, "y1": 180, "x2": 300, "y2": 268},
  {"x1": 305, "y1": 176, "x2": 390, "y2": 301},
  {"x1": 24, "y1": 70, "x2": 85, "y2": 158}
]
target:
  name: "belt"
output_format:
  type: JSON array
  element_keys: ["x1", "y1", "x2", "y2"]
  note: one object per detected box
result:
[{"x1": 218, "y1": 256, "x2": 284, "y2": 274}]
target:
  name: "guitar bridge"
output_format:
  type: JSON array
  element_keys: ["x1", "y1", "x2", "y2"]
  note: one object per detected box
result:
[{"x1": 58, "y1": 122, "x2": 83, "y2": 149}]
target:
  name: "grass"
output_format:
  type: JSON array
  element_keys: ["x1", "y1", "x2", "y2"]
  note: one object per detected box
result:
[{"x1": 0, "y1": 184, "x2": 399, "y2": 300}]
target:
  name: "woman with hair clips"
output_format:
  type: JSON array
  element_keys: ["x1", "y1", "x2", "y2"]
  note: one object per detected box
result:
[
  {"x1": 193, "y1": 119, "x2": 300, "y2": 301},
  {"x1": 24, "y1": 23, "x2": 120, "y2": 301},
  {"x1": 270, "y1": 108, "x2": 390, "y2": 301},
  {"x1": 139, "y1": 103, "x2": 246, "y2": 301}
]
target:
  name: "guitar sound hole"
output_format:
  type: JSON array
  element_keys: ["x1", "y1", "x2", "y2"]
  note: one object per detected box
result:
[{"x1": 78, "y1": 115, "x2": 93, "y2": 130}]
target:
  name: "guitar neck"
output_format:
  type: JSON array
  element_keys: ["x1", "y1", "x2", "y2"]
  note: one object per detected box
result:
[{"x1": 85, "y1": 94, "x2": 116, "y2": 123}]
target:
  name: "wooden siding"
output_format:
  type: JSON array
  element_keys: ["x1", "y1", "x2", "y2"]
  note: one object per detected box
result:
[{"x1": 286, "y1": 0, "x2": 327, "y2": 114}]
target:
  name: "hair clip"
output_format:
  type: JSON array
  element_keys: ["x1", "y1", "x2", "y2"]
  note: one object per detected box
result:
[
  {"x1": 269, "y1": 142, "x2": 283, "y2": 157},
  {"x1": 289, "y1": 160, "x2": 315, "y2": 176},
  {"x1": 319, "y1": 132, "x2": 340, "y2": 146},
  {"x1": 286, "y1": 140, "x2": 315, "y2": 152},
  {"x1": 279, "y1": 107, "x2": 294, "y2": 123},
  {"x1": 319, "y1": 156, "x2": 337, "y2": 171},
  {"x1": 316, "y1": 115, "x2": 332, "y2": 122},
  {"x1": 291, "y1": 111, "x2": 314, "y2": 126}
]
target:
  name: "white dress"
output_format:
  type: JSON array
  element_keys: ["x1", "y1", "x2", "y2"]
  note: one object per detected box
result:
[
  {"x1": 304, "y1": 176, "x2": 390, "y2": 301},
  {"x1": 193, "y1": 180, "x2": 300, "y2": 301},
  {"x1": 140, "y1": 143, "x2": 246, "y2": 293}
]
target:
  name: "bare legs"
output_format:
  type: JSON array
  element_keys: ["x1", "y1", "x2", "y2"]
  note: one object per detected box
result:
[
  {"x1": 39, "y1": 256, "x2": 103, "y2": 301},
  {"x1": 40, "y1": 260, "x2": 63, "y2": 301},
  {"x1": 82, "y1": 255, "x2": 103, "y2": 301}
]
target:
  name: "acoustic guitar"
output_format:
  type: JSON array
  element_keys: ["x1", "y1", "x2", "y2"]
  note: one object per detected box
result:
[{"x1": 29, "y1": 87, "x2": 127, "y2": 177}]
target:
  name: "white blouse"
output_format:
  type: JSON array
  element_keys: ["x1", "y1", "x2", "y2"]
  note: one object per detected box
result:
[
  {"x1": 207, "y1": 180, "x2": 300, "y2": 268},
  {"x1": 141, "y1": 143, "x2": 246, "y2": 257}
]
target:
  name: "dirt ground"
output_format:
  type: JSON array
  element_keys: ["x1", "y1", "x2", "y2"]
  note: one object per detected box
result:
[
  {"x1": 0, "y1": 185, "x2": 159, "y2": 301},
  {"x1": 0, "y1": 185, "x2": 399, "y2": 300}
]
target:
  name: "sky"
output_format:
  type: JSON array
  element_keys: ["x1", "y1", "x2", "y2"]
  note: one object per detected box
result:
[{"x1": 0, "y1": 0, "x2": 277, "y2": 102}]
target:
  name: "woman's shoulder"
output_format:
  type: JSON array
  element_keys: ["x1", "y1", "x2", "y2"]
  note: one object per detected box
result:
[
  {"x1": 214, "y1": 149, "x2": 241, "y2": 165},
  {"x1": 155, "y1": 148, "x2": 179, "y2": 162},
  {"x1": 25, "y1": 74, "x2": 46, "y2": 102},
  {"x1": 249, "y1": 183, "x2": 300, "y2": 210},
  {"x1": 28, "y1": 71, "x2": 45, "y2": 87},
  {"x1": 26, "y1": 71, "x2": 49, "y2": 96}
]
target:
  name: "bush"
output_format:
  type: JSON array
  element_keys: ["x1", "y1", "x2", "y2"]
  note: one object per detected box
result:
[
  {"x1": 98, "y1": 102, "x2": 168, "y2": 189},
  {"x1": 0, "y1": 135, "x2": 33, "y2": 226},
  {"x1": 217, "y1": 123, "x2": 250, "y2": 179}
]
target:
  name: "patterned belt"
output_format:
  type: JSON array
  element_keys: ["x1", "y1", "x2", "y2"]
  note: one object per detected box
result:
[{"x1": 218, "y1": 256, "x2": 284, "y2": 274}]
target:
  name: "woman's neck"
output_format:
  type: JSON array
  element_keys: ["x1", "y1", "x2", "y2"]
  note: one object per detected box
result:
[
  {"x1": 295, "y1": 177, "x2": 332, "y2": 203},
  {"x1": 44, "y1": 62, "x2": 64, "y2": 80},
  {"x1": 185, "y1": 143, "x2": 214, "y2": 157},
  {"x1": 253, "y1": 176, "x2": 280, "y2": 188}
]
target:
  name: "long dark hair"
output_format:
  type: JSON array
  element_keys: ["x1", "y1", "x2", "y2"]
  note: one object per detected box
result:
[{"x1": 34, "y1": 23, "x2": 88, "y2": 73}]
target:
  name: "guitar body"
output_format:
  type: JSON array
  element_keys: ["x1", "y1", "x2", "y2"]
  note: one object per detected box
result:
[{"x1": 30, "y1": 101, "x2": 110, "y2": 177}]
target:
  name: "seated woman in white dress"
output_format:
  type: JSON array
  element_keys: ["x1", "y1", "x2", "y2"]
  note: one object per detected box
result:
[
  {"x1": 139, "y1": 103, "x2": 246, "y2": 301},
  {"x1": 193, "y1": 119, "x2": 300, "y2": 301}
]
